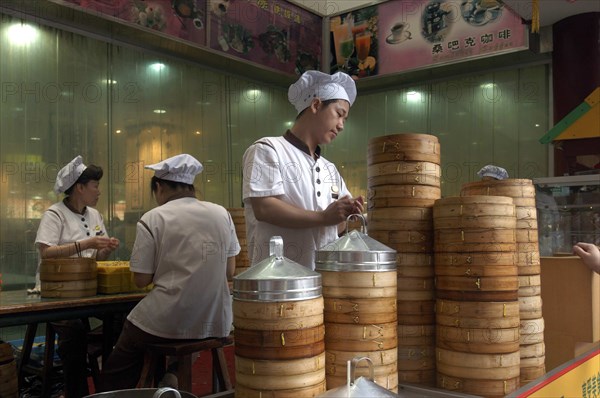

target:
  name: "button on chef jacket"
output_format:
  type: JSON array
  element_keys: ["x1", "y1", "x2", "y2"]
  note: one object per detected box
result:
[{"x1": 242, "y1": 131, "x2": 352, "y2": 269}]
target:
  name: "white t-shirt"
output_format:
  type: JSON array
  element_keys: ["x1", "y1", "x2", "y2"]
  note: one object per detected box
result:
[
  {"x1": 242, "y1": 132, "x2": 351, "y2": 269},
  {"x1": 35, "y1": 201, "x2": 107, "y2": 267},
  {"x1": 127, "y1": 197, "x2": 240, "y2": 339}
]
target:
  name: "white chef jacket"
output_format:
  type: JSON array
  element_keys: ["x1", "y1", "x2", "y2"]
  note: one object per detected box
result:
[
  {"x1": 35, "y1": 201, "x2": 106, "y2": 272},
  {"x1": 127, "y1": 197, "x2": 240, "y2": 339},
  {"x1": 242, "y1": 131, "x2": 351, "y2": 269}
]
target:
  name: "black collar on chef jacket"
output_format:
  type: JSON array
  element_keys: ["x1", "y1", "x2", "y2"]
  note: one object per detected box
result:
[{"x1": 284, "y1": 130, "x2": 321, "y2": 160}]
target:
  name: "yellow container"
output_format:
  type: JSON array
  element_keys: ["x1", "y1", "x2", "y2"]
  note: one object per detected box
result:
[{"x1": 97, "y1": 261, "x2": 151, "y2": 293}]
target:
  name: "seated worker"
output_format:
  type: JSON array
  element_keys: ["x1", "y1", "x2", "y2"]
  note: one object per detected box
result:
[
  {"x1": 242, "y1": 71, "x2": 364, "y2": 269},
  {"x1": 99, "y1": 154, "x2": 240, "y2": 390},
  {"x1": 35, "y1": 155, "x2": 120, "y2": 398}
]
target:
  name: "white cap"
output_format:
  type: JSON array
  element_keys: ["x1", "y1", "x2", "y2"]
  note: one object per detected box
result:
[
  {"x1": 54, "y1": 155, "x2": 87, "y2": 194},
  {"x1": 288, "y1": 71, "x2": 357, "y2": 114},
  {"x1": 145, "y1": 154, "x2": 203, "y2": 185},
  {"x1": 477, "y1": 165, "x2": 509, "y2": 180}
]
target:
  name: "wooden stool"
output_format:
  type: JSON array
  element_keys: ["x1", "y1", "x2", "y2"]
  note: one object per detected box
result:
[
  {"x1": 17, "y1": 323, "x2": 60, "y2": 398},
  {"x1": 141, "y1": 336, "x2": 233, "y2": 394}
]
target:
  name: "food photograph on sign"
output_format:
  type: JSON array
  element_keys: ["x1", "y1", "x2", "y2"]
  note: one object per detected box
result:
[
  {"x1": 330, "y1": 0, "x2": 527, "y2": 78},
  {"x1": 209, "y1": 0, "x2": 322, "y2": 75}
]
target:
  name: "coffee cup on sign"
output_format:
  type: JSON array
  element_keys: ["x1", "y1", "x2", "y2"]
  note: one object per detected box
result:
[{"x1": 390, "y1": 22, "x2": 410, "y2": 40}]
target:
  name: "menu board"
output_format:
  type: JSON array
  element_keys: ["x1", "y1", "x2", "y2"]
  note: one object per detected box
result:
[
  {"x1": 59, "y1": 0, "x2": 321, "y2": 76},
  {"x1": 62, "y1": 0, "x2": 208, "y2": 44},
  {"x1": 208, "y1": 0, "x2": 321, "y2": 75},
  {"x1": 330, "y1": 0, "x2": 527, "y2": 79}
]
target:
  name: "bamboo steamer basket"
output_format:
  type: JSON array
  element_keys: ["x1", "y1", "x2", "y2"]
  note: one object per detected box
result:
[
  {"x1": 367, "y1": 161, "x2": 441, "y2": 179},
  {"x1": 436, "y1": 347, "x2": 519, "y2": 368},
  {"x1": 235, "y1": 381, "x2": 326, "y2": 398},
  {"x1": 435, "y1": 252, "x2": 515, "y2": 267},
  {"x1": 326, "y1": 348, "x2": 397, "y2": 368},
  {"x1": 233, "y1": 297, "x2": 323, "y2": 330},
  {"x1": 520, "y1": 342, "x2": 545, "y2": 358},
  {"x1": 519, "y1": 295, "x2": 543, "y2": 319},
  {"x1": 321, "y1": 357, "x2": 400, "y2": 394},
  {"x1": 235, "y1": 353, "x2": 326, "y2": 390},
  {"x1": 433, "y1": 200, "x2": 516, "y2": 218},
  {"x1": 367, "y1": 133, "x2": 441, "y2": 165},
  {"x1": 324, "y1": 297, "x2": 397, "y2": 324},
  {"x1": 516, "y1": 229, "x2": 539, "y2": 243},
  {"x1": 315, "y1": 218, "x2": 398, "y2": 392},
  {"x1": 325, "y1": 322, "x2": 398, "y2": 351},
  {"x1": 368, "y1": 229, "x2": 433, "y2": 245},
  {"x1": 367, "y1": 185, "x2": 441, "y2": 208},
  {"x1": 397, "y1": 253, "x2": 433, "y2": 267},
  {"x1": 460, "y1": 179, "x2": 536, "y2": 198},
  {"x1": 436, "y1": 361, "x2": 520, "y2": 380},
  {"x1": 436, "y1": 289, "x2": 519, "y2": 302},
  {"x1": 436, "y1": 314, "x2": 520, "y2": 329},
  {"x1": 437, "y1": 373, "x2": 520, "y2": 397},
  {"x1": 435, "y1": 275, "x2": 518, "y2": 292},
  {"x1": 434, "y1": 228, "x2": 516, "y2": 243},
  {"x1": 518, "y1": 275, "x2": 542, "y2": 296},
  {"x1": 40, "y1": 257, "x2": 97, "y2": 298},
  {"x1": 0, "y1": 343, "x2": 17, "y2": 398},
  {"x1": 369, "y1": 173, "x2": 441, "y2": 188},
  {"x1": 398, "y1": 325, "x2": 435, "y2": 346},
  {"x1": 399, "y1": 369, "x2": 435, "y2": 385},
  {"x1": 397, "y1": 264, "x2": 434, "y2": 278},
  {"x1": 435, "y1": 264, "x2": 518, "y2": 277},
  {"x1": 233, "y1": 236, "x2": 325, "y2": 394},
  {"x1": 436, "y1": 299, "x2": 520, "y2": 318},
  {"x1": 369, "y1": 207, "x2": 433, "y2": 222},
  {"x1": 520, "y1": 364, "x2": 546, "y2": 385},
  {"x1": 436, "y1": 326, "x2": 520, "y2": 353}
]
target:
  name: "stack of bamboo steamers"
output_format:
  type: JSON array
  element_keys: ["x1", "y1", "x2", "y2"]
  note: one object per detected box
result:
[
  {"x1": 364, "y1": 133, "x2": 544, "y2": 397},
  {"x1": 367, "y1": 134, "x2": 442, "y2": 386},
  {"x1": 228, "y1": 208, "x2": 251, "y2": 277}
]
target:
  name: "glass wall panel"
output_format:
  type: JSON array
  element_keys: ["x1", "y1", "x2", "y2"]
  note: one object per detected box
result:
[{"x1": 0, "y1": 11, "x2": 550, "y2": 293}]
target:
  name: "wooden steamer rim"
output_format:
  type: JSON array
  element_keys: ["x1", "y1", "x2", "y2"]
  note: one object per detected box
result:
[
  {"x1": 437, "y1": 373, "x2": 520, "y2": 396},
  {"x1": 368, "y1": 133, "x2": 440, "y2": 165},
  {"x1": 436, "y1": 299, "x2": 520, "y2": 318},
  {"x1": 367, "y1": 161, "x2": 441, "y2": 179},
  {"x1": 325, "y1": 348, "x2": 398, "y2": 366},
  {"x1": 234, "y1": 381, "x2": 326, "y2": 398},
  {"x1": 235, "y1": 365, "x2": 325, "y2": 390},
  {"x1": 460, "y1": 179, "x2": 536, "y2": 198},
  {"x1": 233, "y1": 297, "x2": 323, "y2": 320},
  {"x1": 435, "y1": 275, "x2": 519, "y2": 292},
  {"x1": 234, "y1": 352, "x2": 325, "y2": 375},
  {"x1": 436, "y1": 347, "x2": 520, "y2": 368}
]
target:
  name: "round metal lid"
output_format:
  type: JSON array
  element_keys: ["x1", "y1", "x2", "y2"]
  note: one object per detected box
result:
[
  {"x1": 315, "y1": 216, "x2": 397, "y2": 272},
  {"x1": 233, "y1": 236, "x2": 322, "y2": 302}
]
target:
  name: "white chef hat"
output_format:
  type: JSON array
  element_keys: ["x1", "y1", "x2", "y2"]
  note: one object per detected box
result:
[
  {"x1": 145, "y1": 154, "x2": 203, "y2": 185},
  {"x1": 54, "y1": 155, "x2": 87, "y2": 194},
  {"x1": 477, "y1": 165, "x2": 509, "y2": 180},
  {"x1": 288, "y1": 70, "x2": 357, "y2": 114}
]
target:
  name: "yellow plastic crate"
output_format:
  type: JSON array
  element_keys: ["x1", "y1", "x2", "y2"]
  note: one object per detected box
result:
[{"x1": 97, "y1": 261, "x2": 151, "y2": 294}]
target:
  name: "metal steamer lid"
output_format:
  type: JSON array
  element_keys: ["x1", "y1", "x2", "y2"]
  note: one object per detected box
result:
[
  {"x1": 315, "y1": 215, "x2": 397, "y2": 272},
  {"x1": 233, "y1": 236, "x2": 322, "y2": 302},
  {"x1": 316, "y1": 357, "x2": 400, "y2": 398}
]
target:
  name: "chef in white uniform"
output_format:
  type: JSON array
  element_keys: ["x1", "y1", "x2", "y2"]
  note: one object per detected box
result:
[
  {"x1": 35, "y1": 155, "x2": 119, "y2": 398},
  {"x1": 243, "y1": 71, "x2": 364, "y2": 269},
  {"x1": 99, "y1": 153, "x2": 240, "y2": 391}
]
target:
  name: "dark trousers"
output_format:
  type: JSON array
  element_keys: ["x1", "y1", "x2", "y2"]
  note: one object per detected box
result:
[
  {"x1": 51, "y1": 320, "x2": 89, "y2": 398},
  {"x1": 99, "y1": 320, "x2": 183, "y2": 392}
]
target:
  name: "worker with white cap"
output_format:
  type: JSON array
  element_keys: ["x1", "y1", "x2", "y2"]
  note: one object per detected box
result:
[
  {"x1": 35, "y1": 155, "x2": 120, "y2": 398},
  {"x1": 100, "y1": 154, "x2": 240, "y2": 390},
  {"x1": 242, "y1": 71, "x2": 364, "y2": 269}
]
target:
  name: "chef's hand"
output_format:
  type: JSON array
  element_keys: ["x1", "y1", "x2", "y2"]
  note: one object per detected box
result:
[
  {"x1": 323, "y1": 195, "x2": 364, "y2": 226},
  {"x1": 85, "y1": 236, "x2": 119, "y2": 251}
]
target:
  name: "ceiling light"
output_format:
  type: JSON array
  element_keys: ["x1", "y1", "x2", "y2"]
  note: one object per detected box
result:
[
  {"x1": 7, "y1": 23, "x2": 38, "y2": 45},
  {"x1": 153, "y1": 109, "x2": 166, "y2": 114}
]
